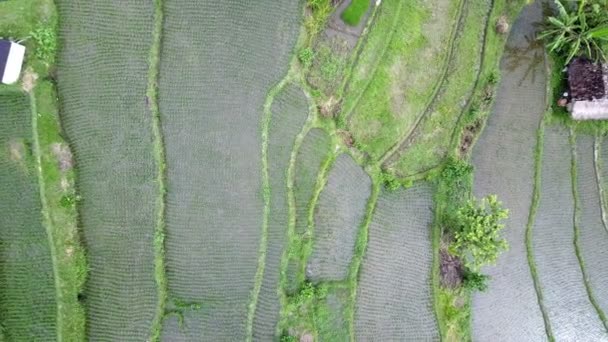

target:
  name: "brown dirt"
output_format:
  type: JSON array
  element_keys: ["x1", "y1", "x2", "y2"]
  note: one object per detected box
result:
[
  {"x1": 300, "y1": 333, "x2": 314, "y2": 342},
  {"x1": 51, "y1": 142, "x2": 74, "y2": 172},
  {"x1": 21, "y1": 68, "x2": 38, "y2": 93},
  {"x1": 459, "y1": 119, "x2": 482, "y2": 155},
  {"x1": 337, "y1": 129, "x2": 354, "y2": 147},
  {"x1": 440, "y1": 248, "x2": 463, "y2": 289},
  {"x1": 319, "y1": 96, "x2": 341, "y2": 118},
  {"x1": 496, "y1": 15, "x2": 510, "y2": 34}
]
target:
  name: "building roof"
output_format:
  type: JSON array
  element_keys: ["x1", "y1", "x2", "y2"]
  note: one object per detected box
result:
[
  {"x1": 568, "y1": 57, "x2": 605, "y2": 101},
  {"x1": 0, "y1": 39, "x2": 25, "y2": 85},
  {"x1": 567, "y1": 57, "x2": 608, "y2": 120}
]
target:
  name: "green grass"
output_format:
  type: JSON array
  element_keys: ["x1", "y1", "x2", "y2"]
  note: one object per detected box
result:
[
  {"x1": 0, "y1": 0, "x2": 87, "y2": 340},
  {"x1": 385, "y1": 0, "x2": 490, "y2": 175},
  {"x1": 341, "y1": 0, "x2": 370, "y2": 26},
  {"x1": 345, "y1": 0, "x2": 462, "y2": 160},
  {"x1": 148, "y1": 0, "x2": 168, "y2": 340}
]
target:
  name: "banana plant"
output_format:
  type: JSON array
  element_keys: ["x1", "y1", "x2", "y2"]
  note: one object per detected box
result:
[{"x1": 539, "y1": 0, "x2": 608, "y2": 63}]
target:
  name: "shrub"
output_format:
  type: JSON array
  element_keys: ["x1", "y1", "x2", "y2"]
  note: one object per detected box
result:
[
  {"x1": 539, "y1": 0, "x2": 608, "y2": 63},
  {"x1": 298, "y1": 48, "x2": 314, "y2": 67},
  {"x1": 380, "y1": 171, "x2": 401, "y2": 191},
  {"x1": 30, "y1": 26, "x2": 57, "y2": 64},
  {"x1": 462, "y1": 270, "x2": 489, "y2": 292},
  {"x1": 441, "y1": 158, "x2": 473, "y2": 185},
  {"x1": 450, "y1": 195, "x2": 509, "y2": 270}
]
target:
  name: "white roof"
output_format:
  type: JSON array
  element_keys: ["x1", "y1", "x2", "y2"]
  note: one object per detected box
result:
[
  {"x1": 571, "y1": 99, "x2": 608, "y2": 120},
  {"x1": 2, "y1": 41, "x2": 25, "y2": 85}
]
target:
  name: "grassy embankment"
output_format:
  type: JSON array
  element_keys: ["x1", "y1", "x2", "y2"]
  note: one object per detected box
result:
[
  {"x1": 147, "y1": 0, "x2": 169, "y2": 340},
  {"x1": 0, "y1": 0, "x2": 87, "y2": 340},
  {"x1": 344, "y1": 0, "x2": 463, "y2": 162},
  {"x1": 426, "y1": 1, "x2": 530, "y2": 341}
]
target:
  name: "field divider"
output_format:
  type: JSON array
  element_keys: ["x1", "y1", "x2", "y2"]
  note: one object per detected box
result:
[
  {"x1": 378, "y1": 0, "x2": 468, "y2": 166},
  {"x1": 345, "y1": 176, "x2": 380, "y2": 342},
  {"x1": 570, "y1": 129, "x2": 608, "y2": 331},
  {"x1": 277, "y1": 76, "x2": 318, "y2": 336},
  {"x1": 524, "y1": 116, "x2": 554, "y2": 341},
  {"x1": 147, "y1": 0, "x2": 168, "y2": 339},
  {"x1": 593, "y1": 136, "x2": 608, "y2": 235},
  {"x1": 29, "y1": 91, "x2": 62, "y2": 342}
]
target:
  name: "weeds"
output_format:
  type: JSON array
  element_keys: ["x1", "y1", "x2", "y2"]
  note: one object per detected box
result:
[{"x1": 30, "y1": 25, "x2": 56, "y2": 64}]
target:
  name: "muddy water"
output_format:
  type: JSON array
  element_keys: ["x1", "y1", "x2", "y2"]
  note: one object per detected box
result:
[{"x1": 471, "y1": 2, "x2": 548, "y2": 341}]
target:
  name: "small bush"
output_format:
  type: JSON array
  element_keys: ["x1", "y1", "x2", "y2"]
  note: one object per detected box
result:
[
  {"x1": 381, "y1": 171, "x2": 401, "y2": 191},
  {"x1": 441, "y1": 158, "x2": 473, "y2": 185},
  {"x1": 60, "y1": 194, "x2": 80, "y2": 208},
  {"x1": 462, "y1": 270, "x2": 489, "y2": 292},
  {"x1": 298, "y1": 48, "x2": 314, "y2": 67},
  {"x1": 30, "y1": 26, "x2": 57, "y2": 64},
  {"x1": 487, "y1": 69, "x2": 500, "y2": 85}
]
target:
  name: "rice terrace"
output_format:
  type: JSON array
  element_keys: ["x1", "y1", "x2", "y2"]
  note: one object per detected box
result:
[{"x1": 3, "y1": 0, "x2": 608, "y2": 341}]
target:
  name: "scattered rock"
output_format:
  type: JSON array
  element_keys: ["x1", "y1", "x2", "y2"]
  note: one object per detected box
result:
[{"x1": 496, "y1": 15, "x2": 509, "y2": 35}]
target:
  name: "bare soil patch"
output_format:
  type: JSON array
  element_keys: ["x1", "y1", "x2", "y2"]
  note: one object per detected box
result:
[
  {"x1": 7, "y1": 139, "x2": 26, "y2": 163},
  {"x1": 440, "y1": 248, "x2": 463, "y2": 289},
  {"x1": 51, "y1": 142, "x2": 73, "y2": 172}
]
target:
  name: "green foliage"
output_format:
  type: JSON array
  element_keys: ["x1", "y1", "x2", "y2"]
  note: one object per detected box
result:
[
  {"x1": 298, "y1": 48, "x2": 314, "y2": 67},
  {"x1": 487, "y1": 69, "x2": 500, "y2": 85},
  {"x1": 341, "y1": 0, "x2": 370, "y2": 26},
  {"x1": 30, "y1": 25, "x2": 57, "y2": 64},
  {"x1": 462, "y1": 270, "x2": 489, "y2": 292},
  {"x1": 280, "y1": 335, "x2": 297, "y2": 342},
  {"x1": 380, "y1": 171, "x2": 401, "y2": 191},
  {"x1": 305, "y1": 0, "x2": 333, "y2": 41},
  {"x1": 451, "y1": 195, "x2": 509, "y2": 270},
  {"x1": 441, "y1": 158, "x2": 473, "y2": 185},
  {"x1": 59, "y1": 193, "x2": 80, "y2": 208},
  {"x1": 539, "y1": 0, "x2": 608, "y2": 63}
]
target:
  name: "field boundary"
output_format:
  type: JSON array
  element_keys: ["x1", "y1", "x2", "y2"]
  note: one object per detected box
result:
[
  {"x1": 147, "y1": 0, "x2": 168, "y2": 339},
  {"x1": 593, "y1": 136, "x2": 608, "y2": 235},
  {"x1": 29, "y1": 91, "x2": 62, "y2": 342},
  {"x1": 345, "y1": 176, "x2": 379, "y2": 342},
  {"x1": 378, "y1": 0, "x2": 468, "y2": 166},
  {"x1": 570, "y1": 130, "x2": 608, "y2": 331}
]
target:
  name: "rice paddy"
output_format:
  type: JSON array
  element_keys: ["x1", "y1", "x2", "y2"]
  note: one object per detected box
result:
[{"x1": 3, "y1": 0, "x2": 608, "y2": 340}]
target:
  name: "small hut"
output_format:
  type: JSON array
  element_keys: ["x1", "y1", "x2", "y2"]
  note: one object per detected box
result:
[
  {"x1": 566, "y1": 57, "x2": 608, "y2": 120},
  {"x1": 0, "y1": 39, "x2": 25, "y2": 85}
]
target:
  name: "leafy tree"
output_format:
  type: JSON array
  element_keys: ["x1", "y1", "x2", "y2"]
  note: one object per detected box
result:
[
  {"x1": 462, "y1": 270, "x2": 489, "y2": 292},
  {"x1": 539, "y1": 0, "x2": 608, "y2": 63},
  {"x1": 450, "y1": 195, "x2": 509, "y2": 270}
]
